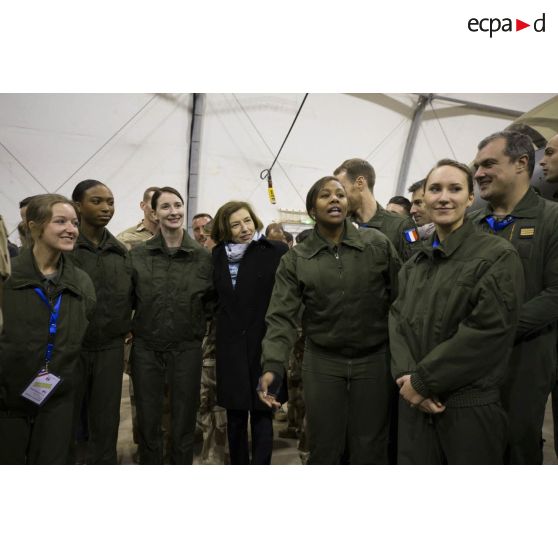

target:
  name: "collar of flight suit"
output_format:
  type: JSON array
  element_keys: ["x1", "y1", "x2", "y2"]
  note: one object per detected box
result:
[
  {"x1": 295, "y1": 219, "x2": 365, "y2": 259},
  {"x1": 75, "y1": 228, "x2": 127, "y2": 256},
  {"x1": 145, "y1": 229, "x2": 199, "y2": 255},
  {"x1": 362, "y1": 202, "x2": 389, "y2": 229},
  {"x1": 417, "y1": 219, "x2": 475, "y2": 260},
  {"x1": 478, "y1": 186, "x2": 541, "y2": 222},
  {"x1": 9, "y1": 248, "x2": 84, "y2": 298}
]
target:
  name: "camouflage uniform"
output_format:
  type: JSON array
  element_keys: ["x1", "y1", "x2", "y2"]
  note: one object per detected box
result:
[
  {"x1": 116, "y1": 221, "x2": 154, "y2": 250},
  {"x1": 0, "y1": 215, "x2": 9, "y2": 278},
  {"x1": 292, "y1": 331, "x2": 310, "y2": 464},
  {"x1": 280, "y1": 328, "x2": 305, "y2": 439},
  {"x1": 0, "y1": 215, "x2": 11, "y2": 332},
  {"x1": 199, "y1": 320, "x2": 228, "y2": 464}
]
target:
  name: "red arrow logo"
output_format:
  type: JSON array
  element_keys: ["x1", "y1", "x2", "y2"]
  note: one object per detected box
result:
[{"x1": 516, "y1": 19, "x2": 530, "y2": 31}]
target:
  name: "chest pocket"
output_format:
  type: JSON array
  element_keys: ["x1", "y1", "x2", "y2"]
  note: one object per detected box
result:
[
  {"x1": 513, "y1": 220, "x2": 538, "y2": 261},
  {"x1": 515, "y1": 241, "x2": 533, "y2": 260}
]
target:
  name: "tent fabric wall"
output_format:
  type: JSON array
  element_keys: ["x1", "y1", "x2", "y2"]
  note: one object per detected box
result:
[
  {"x1": 196, "y1": 93, "x2": 555, "y2": 228},
  {"x1": 1, "y1": 93, "x2": 555, "y2": 243},
  {"x1": 0, "y1": 93, "x2": 192, "y2": 240}
]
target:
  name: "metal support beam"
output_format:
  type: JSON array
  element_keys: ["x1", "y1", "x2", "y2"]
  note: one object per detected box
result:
[
  {"x1": 187, "y1": 93, "x2": 205, "y2": 231},
  {"x1": 430, "y1": 94, "x2": 523, "y2": 119},
  {"x1": 396, "y1": 94, "x2": 431, "y2": 196}
]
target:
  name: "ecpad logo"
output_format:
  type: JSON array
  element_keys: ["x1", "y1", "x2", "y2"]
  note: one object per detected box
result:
[{"x1": 468, "y1": 13, "x2": 546, "y2": 37}]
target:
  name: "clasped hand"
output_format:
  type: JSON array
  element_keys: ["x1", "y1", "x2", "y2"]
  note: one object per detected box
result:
[{"x1": 396, "y1": 374, "x2": 446, "y2": 414}]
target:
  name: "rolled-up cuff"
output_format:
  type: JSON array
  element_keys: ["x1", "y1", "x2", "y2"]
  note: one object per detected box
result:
[
  {"x1": 261, "y1": 362, "x2": 285, "y2": 395},
  {"x1": 410, "y1": 373, "x2": 430, "y2": 398}
]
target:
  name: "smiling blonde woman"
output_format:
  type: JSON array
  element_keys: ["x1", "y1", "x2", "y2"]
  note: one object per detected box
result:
[{"x1": 389, "y1": 159, "x2": 525, "y2": 464}]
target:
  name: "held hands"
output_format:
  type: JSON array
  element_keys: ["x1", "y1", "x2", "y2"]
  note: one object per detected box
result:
[
  {"x1": 257, "y1": 372, "x2": 281, "y2": 409},
  {"x1": 396, "y1": 374, "x2": 446, "y2": 415}
]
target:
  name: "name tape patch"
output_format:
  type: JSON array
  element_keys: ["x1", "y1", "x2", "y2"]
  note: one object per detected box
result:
[{"x1": 519, "y1": 227, "x2": 535, "y2": 238}]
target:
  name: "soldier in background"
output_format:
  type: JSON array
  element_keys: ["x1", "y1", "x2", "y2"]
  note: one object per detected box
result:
[
  {"x1": 116, "y1": 187, "x2": 160, "y2": 249},
  {"x1": 292, "y1": 228, "x2": 312, "y2": 464},
  {"x1": 191, "y1": 213, "x2": 212, "y2": 245},
  {"x1": 539, "y1": 133, "x2": 558, "y2": 459},
  {"x1": 198, "y1": 220, "x2": 229, "y2": 464},
  {"x1": 333, "y1": 158, "x2": 419, "y2": 261},
  {"x1": 0, "y1": 214, "x2": 11, "y2": 331},
  {"x1": 470, "y1": 131, "x2": 558, "y2": 464},
  {"x1": 408, "y1": 179, "x2": 436, "y2": 240},
  {"x1": 18, "y1": 196, "x2": 38, "y2": 249},
  {"x1": 386, "y1": 195, "x2": 412, "y2": 216},
  {"x1": 279, "y1": 232, "x2": 305, "y2": 442},
  {"x1": 265, "y1": 222, "x2": 287, "y2": 244}
]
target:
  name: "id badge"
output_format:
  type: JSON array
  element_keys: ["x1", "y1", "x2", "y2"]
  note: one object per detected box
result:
[{"x1": 21, "y1": 368, "x2": 62, "y2": 406}]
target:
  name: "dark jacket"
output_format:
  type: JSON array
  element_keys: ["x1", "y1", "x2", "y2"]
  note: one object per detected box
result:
[
  {"x1": 213, "y1": 236, "x2": 288, "y2": 411},
  {"x1": 470, "y1": 188, "x2": 558, "y2": 342},
  {"x1": 470, "y1": 187, "x2": 558, "y2": 395},
  {"x1": 0, "y1": 249, "x2": 96, "y2": 414},
  {"x1": 389, "y1": 220, "x2": 525, "y2": 407},
  {"x1": 130, "y1": 231, "x2": 214, "y2": 351},
  {"x1": 262, "y1": 220, "x2": 401, "y2": 383},
  {"x1": 66, "y1": 229, "x2": 133, "y2": 349},
  {"x1": 360, "y1": 204, "x2": 418, "y2": 261}
]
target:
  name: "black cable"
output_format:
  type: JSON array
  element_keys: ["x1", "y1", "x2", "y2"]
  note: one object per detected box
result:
[
  {"x1": 232, "y1": 94, "x2": 305, "y2": 205},
  {"x1": 259, "y1": 93, "x2": 309, "y2": 182}
]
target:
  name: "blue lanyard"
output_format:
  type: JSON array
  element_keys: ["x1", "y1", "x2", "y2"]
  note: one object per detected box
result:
[
  {"x1": 432, "y1": 236, "x2": 441, "y2": 249},
  {"x1": 485, "y1": 215, "x2": 516, "y2": 232},
  {"x1": 34, "y1": 288, "x2": 62, "y2": 365}
]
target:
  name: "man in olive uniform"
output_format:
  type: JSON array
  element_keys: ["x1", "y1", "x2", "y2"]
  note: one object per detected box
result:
[
  {"x1": 470, "y1": 130, "x2": 558, "y2": 464},
  {"x1": 333, "y1": 158, "x2": 419, "y2": 261},
  {"x1": 539, "y1": 133, "x2": 558, "y2": 458},
  {"x1": 408, "y1": 179, "x2": 435, "y2": 240}
]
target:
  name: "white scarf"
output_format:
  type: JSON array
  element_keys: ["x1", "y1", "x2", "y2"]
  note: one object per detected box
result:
[{"x1": 225, "y1": 230, "x2": 262, "y2": 287}]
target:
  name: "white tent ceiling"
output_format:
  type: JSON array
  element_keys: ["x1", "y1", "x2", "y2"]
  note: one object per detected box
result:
[{"x1": 1, "y1": 93, "x2": 556, "y2": 242}]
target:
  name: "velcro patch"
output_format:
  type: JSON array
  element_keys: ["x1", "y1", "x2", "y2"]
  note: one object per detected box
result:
[
  {"x1": 403, "y1": 228, "x2": 419, "y2": 243},
  {"x1": 519, "y1": 227, "x2": 535, "y2": 238}
]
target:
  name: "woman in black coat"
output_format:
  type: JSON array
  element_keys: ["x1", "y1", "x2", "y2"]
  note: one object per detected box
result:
[{"x1": 211, "y1": 201, "x2": 288, "y2": 464}]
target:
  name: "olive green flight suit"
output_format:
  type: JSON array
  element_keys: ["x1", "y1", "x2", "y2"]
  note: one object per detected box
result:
[
  {"x1": 130, "y1": 232, "x2": 214, "y2": 465},
  {"x1": 0, "y1": 250, "x2": 96, "y2": 464},
  {"x1": 389, "y1": 221, "x2": 524, "y2": 464},
  {"x1": 67, "y1": 230, "x2": 134, "y2": 464},
  {"x1": 262, "y1": 221, "x2": 400, "y2": 464},
  {"x1": 470, "y1": 188, "x2": 558, "y2": 464},
  {"x1": 359, "y1": 204, "x2": 419, "y2": 261}
]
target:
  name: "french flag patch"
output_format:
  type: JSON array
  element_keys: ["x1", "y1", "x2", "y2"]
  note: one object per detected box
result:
[{"x1": 404, "y1": 228, "x2": 419, "y2": 243}]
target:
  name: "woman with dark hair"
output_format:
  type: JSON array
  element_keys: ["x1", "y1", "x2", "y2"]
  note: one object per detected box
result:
[
  {"x1": 211, "y1": 200, "x2": 288, "y2": 464},
  {"x1": 130, "y1": 186, "x2": 214, "y2": 464},
  {"x1": 0, "y1": 194, "x2": 96, "y2": 464},
  {"x1": 67, "y1": 179, "x2": 134, "y2": 464},
  {"x1": 258, "y1": 177, "x2": 400, "y2": 464},
  {"x1": 389, "y1": 159, "x2": 525, "y2": 464}
]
